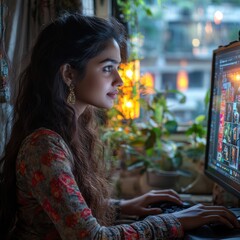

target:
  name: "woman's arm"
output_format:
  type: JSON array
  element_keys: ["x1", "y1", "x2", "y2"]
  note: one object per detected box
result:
[
  {"x1": 17, "y1": 129, "x2": 239, "y2": 239},
  {"x1": 17, "y1": 129, "x2": 184, "y2": 240}
]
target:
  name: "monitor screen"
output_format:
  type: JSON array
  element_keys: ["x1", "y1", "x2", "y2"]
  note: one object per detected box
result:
[{"x1": 205, "y1": 41, "x2": 240, "y2": 199}]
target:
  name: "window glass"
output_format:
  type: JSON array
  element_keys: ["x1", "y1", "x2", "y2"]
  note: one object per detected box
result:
[{"x1": 139, "y1": 0, "x2": 240, "y2": 124}]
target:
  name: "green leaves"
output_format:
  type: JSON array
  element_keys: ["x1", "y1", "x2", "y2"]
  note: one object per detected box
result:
[
  {"x1": 165, "y1": 120, "x2": 178, "y2": 133},
  {"x1": 184, "y1": 144, "x2": 205, "y2": 159},
  {"x1": 144, "y1": 127, "x2": 160, "y2": 150},
  {"x1": 167, "y1": 89, "x2": 186, "y2": 104},
  {"x1": 185, "y1": 122, "x2": 206, "y2": 138},
  {"x1": 185, "y1": 112, "x2": 207, "y2": 142},
  {"x1": 117, "y1": 0, "x2": 154, "y2": 60},
  {"x1": 117, "y1": 0, "x2": 153, "y2": 21},
  {"x1": 195, "y1": 114, "x2": 205, "y2": 123},
  {"x1": 184, "y1": 90, "x2": 209, "y2": 157},
  {"x1": 204, "y1": 89, "x2": 210, "y2": 108}
]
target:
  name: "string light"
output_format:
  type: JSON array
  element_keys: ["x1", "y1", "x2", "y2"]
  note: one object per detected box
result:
[
  {"x1": 116, "y1": 60, "x2": 140, "y2": 119},
  {"x1": 177, "y1": 70, "x2": 189, "y2": 91}
]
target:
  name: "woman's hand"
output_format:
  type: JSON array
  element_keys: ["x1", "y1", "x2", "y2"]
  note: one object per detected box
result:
[
  {"x1": 120, "y1": 189, "x2": 183, "y2": 217},
  {"x1": 173, "y1": 204, "x2": 240, "y2": 230}
]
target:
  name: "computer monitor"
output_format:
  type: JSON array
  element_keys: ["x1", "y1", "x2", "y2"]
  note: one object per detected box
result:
[{"x1": 205, "y1": 41, "x2": 240, "y2": 199}]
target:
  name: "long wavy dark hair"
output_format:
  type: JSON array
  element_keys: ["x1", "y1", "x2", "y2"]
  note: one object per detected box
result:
[{"x1": 0, "y1": 12, "x2": 126, "y2": 237}]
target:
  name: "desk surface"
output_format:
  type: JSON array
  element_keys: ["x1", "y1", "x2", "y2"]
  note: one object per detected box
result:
[{"x1": 179, "y1": 193, "x2": 213, "y2": 204}]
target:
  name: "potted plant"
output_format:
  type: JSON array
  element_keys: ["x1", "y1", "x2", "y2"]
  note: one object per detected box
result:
[
  {"x1": 179, "y1": 90, "x2": 214, "y2": 194},
  {"x1": 101, "y1": 0, "x2": 210, "y2": 196},
  {"x1": 101, "y1": 85, "x2": 192, "y2": 195},
  {"x1": 137, "y1": 87, "x2": 192, "y2": 191}
]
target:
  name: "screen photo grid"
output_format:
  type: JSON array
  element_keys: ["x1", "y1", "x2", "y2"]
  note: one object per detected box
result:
[{"x1": 218, "y1": 73, "x2": 240, "y2": 174}]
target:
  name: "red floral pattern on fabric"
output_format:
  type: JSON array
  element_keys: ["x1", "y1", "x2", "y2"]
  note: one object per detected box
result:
[
  {"x1": 59, "y1": 173, "x2": 78, "y2": 195},
  {"x1": 80, "y1": 208, "x2": 92, "y2": 220},
  {"x1": 50, "y1": 179, "x2": 62, "y2": 201},
  {"x1": 66, "y1": 212, "x2": 81, "y2": 227},
  {"x1": 59, "y1": 173, "x2": 75, "y2": 186},
  {"x1": 18, "y1": 161, "x2": 26, "y2": 175},
  {"x1": 171, "y1": 226, "x2": 179, "y2": 236},
  {"x1": 77, "y1": 192, "x2": 85, "y2": 203},
  {"x1": 14, "y1": 128, "x2": 184, "y2": 240},
  {"x1": 78, "y1": 230, "x2": 90, "y2": 238},
  {"x1": 41, "y1": 150, "x2": 65, "y2": 166},
  {"x1": 42, "y1": 199, "x2": 60, "y2": 222},
  {"x1": 123, "y1": 226, "x2": 140, "y2": 239},
  {"x1": 31, "y1": 170, "x2": 45, "y2": 187},
  {"x1": 30, "y1": 129, "x2": 56, "y2": 145}
]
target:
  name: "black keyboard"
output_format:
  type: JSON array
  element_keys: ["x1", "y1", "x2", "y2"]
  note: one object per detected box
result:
[
  {"x1": 149, "y1": 201, "x2": 192, "y2": 214},
  {"x1": 145, "y1": 202, "x2": 240, "y2": 239},
  {"x1": 137, "y1": 201, "x2": 192, "y2": 221},
  {"x1": 185, "y1": 207, "x2": 240, "y2": 240}
]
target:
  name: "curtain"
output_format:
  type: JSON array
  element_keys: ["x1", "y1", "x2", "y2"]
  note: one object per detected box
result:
[
  {"x1": 0, "y1": 0, "x2": 11, "y2": 158},
  {"x1": 6, "y1": 0, "x2": 82, "y2": 99},
  {"x1": 0, "y1": 0, "x2": 82, "y2": 157}
]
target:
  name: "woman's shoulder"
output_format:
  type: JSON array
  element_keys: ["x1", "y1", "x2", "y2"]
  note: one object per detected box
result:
[
  {"x1": 28, "y1": 127, "x2": 62, "y2": 140},
  {"x1": 20, "y1": 128, "x2": 70, "y2": 155}
]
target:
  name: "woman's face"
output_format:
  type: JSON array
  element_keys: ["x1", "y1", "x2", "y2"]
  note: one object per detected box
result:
[{"x1": 73, "y1": 38, "x2": 123, "y2": 117}]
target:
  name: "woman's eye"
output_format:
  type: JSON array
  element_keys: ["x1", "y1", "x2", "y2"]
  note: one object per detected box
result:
[{"x1": 103, "y1": 66, "x2": 113, "y2": 72}]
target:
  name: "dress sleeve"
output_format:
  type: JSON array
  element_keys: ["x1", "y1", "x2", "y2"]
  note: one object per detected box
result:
[{"x1": 19, "y1": 131, "x2": 184, "y2": 240}]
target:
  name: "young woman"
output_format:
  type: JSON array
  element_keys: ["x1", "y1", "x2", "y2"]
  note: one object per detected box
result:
[{"x1": 0, "y1": 13, "x2": 239, "y2": 240}]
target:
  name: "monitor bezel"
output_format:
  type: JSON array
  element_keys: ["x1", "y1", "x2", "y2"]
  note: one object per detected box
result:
[{"x1": 204, "y1": 41, "x2": 240, "y2": 199}]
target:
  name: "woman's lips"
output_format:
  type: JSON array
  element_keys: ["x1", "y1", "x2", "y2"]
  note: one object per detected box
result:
[{"x1": 107, "y1": 90, "x2": 118, "y2": 99}]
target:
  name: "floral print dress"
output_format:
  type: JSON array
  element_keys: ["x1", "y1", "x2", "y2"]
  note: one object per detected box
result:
[{"x1": 13, "y1": 128, "x2": 184, "y2": 240}]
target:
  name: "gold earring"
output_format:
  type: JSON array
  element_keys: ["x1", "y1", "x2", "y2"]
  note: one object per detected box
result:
[{"x1": 67, "y1": 84, "x2": 76, "y2": 104}]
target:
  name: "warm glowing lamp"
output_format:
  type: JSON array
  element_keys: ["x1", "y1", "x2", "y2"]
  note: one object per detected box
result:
[
  {"x1": 141, "y1": 72, "x2": 154, "y2": 88},
  {"x1": 192, "y1": 38, "x2": 200, "y2": 47},
  {"x1": 214, "y1": 10, "x2": 223, "y2": 25},
  {"x1": 126, "y1": 69, "x2": 133, "y2": 78},
  {"x1": 205, "y1": 22, "x2": 213, "y2": 34},
  {"x1": 177, "y1": 70, "x2": 189, "y2": 91},
  {"x1": 236, "y1": 73, "x2": 240, "y2": 81},
  {"x1": 116, "y1": 60, "x2": 140, "y2": 119}
]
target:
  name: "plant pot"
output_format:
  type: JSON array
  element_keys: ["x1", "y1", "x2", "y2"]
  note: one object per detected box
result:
[
  {"x1": 117, "y1": 168, "x2": 144, "y2": 198},
  {"x1": 146, "y1": 168, "x2": 181, "y2": 191}
]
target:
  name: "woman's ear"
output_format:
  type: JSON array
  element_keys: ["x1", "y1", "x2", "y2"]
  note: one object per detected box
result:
[{"x1": 60, "y1": 64, "x2": 75, "y2": 86}]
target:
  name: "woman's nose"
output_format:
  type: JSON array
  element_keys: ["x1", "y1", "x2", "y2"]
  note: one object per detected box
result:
[{"x1": 114, "y1": 71, "x2": 124, "y2": 87}]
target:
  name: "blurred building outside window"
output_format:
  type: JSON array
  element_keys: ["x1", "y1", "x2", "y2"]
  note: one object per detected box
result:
[{"x1": 138, "y1": 0, "x2": 240, "y2": 128}]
